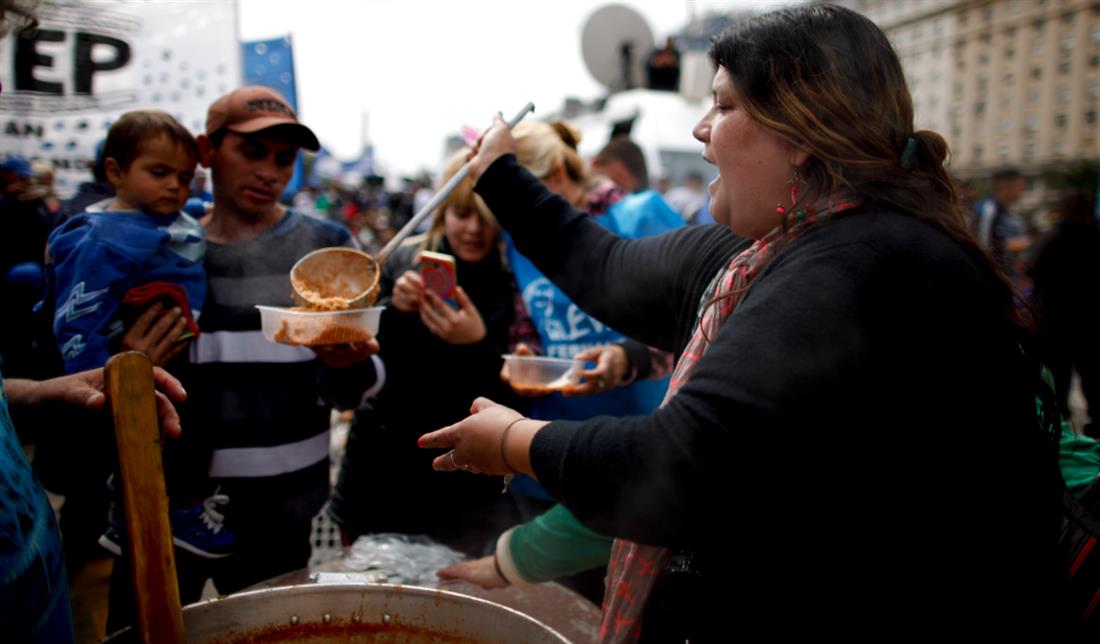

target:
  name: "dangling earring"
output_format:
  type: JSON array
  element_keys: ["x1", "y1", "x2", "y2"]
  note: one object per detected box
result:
[{"x1": 777, "y1": 168, "x2": 802, "y2": 218}]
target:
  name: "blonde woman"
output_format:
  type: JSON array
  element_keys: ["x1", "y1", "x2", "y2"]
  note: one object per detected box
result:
[{"x1": 329, "y1": 150, "x2": 536, "y2": 555}]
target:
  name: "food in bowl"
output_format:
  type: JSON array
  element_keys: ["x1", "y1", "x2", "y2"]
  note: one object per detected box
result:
[
  {"x1": 290, "y1": 247, "x2": 380, "y2": 309},
  {"x1": 502, "y1": 355, "x2": 584, "y2": 395},
  {"x1": 258, "y1": 305, "x2": 383, "y2": 347}
]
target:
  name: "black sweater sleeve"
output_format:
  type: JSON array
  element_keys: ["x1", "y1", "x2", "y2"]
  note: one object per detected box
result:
[
  {"x1": 524, "y1": 231, "x2": 875, "y2": 547},
  {"x1": 477, "y1": 155, "x2": 739, "y2": 354},
  {"x1": 524, "y1": 208, "x2": 1004, "y2": 550}
]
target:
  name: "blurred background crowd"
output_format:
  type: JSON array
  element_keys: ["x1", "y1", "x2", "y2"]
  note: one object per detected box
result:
[{"x1": 1, "y1": 0, "x2": 1098, "y2": 641}]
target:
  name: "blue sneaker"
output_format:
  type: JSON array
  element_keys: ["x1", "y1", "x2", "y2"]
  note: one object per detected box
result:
[
  {"x1": 98, "y1": 475, "x2": 123, "y2": 556},
  {"x1": 97, "y1": 521, "x2": 123, "y2": 557},
  {"x1": 170, "y1": 492, "x2": 236, "y2": 559}
]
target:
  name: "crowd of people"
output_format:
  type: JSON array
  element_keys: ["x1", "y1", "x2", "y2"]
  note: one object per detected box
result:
[{"x1": 3, "y1": 3, "x2": 1100, "y2": 643}]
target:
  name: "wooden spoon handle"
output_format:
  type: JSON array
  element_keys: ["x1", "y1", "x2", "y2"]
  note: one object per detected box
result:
[{"x1": 106, "y1": 352, "x2": 184, "y2": 643}]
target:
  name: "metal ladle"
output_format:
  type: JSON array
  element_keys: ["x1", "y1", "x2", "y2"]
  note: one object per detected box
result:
[{"x1": 291, "y1": 102, "x2": 536, "y2": 309}]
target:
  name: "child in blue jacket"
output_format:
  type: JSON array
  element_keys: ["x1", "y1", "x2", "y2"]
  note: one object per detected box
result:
[{"x1": 46, "y1": 110, "x2": 233, "y2": 559}]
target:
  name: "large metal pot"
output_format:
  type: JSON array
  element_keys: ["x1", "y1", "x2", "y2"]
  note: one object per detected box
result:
[{"x1": 107, "y1": 583, "x2": 570, "y2": 643}]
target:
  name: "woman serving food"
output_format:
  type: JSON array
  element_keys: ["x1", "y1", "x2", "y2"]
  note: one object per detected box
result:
[{"x1": 419, "y1": 5, "x2": 1066, "y2": 641}]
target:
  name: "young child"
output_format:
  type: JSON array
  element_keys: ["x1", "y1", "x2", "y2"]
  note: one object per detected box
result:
[{"x1": 46, "y1": 109, "x2": 234, "y2": 559}]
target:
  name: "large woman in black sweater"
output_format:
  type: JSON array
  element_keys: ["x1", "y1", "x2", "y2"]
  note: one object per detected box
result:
[{"x1": 420, "y1": 5, "x2": 1067, "y2": 641}]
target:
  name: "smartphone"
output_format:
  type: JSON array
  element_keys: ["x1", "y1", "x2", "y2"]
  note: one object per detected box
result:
[{"x1": 417, "y1": 250, "x2": 458, "y2": 309}]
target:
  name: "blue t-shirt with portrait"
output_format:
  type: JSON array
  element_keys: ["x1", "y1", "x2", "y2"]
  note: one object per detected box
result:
[{"x1": 506, "y1": 189, "x2": 683, "y2": 422}]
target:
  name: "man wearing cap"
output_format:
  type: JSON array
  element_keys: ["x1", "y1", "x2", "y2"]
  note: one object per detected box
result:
[{"x1": 107, "y1": 87, "x2": 381, "y2": 627}]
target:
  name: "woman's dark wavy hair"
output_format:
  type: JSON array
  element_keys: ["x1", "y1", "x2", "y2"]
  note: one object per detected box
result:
[{"x1": 709, "y1": 4, "x2": 1032, "y2": 336}]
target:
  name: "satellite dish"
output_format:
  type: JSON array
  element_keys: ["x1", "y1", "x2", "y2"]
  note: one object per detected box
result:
[{"x1": 581, "y1": 4, "x2": 656, "y2": 94}]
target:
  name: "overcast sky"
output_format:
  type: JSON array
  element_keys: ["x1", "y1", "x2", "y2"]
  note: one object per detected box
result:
[{"x1": 238, "y1": 0, "x2": 785, "y2": 177}]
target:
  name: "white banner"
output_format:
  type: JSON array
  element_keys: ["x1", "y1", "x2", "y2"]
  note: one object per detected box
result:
[{"x1": 0, "y1": 0, "x2": 241, "y2": 197}]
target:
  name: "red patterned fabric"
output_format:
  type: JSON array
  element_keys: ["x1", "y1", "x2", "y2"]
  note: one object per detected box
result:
[{"x1": 122, "y1": 280, "x2": 200, "y2": 339}]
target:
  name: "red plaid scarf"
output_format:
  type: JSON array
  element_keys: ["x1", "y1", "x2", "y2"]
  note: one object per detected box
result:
[{"x1": 599, "y1": 199, "x2": 856, "y2": 642}]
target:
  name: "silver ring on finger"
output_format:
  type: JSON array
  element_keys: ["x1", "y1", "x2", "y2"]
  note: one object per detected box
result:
[{"x1": 448, "y1": 451, "x2": 458, "y2": 469}]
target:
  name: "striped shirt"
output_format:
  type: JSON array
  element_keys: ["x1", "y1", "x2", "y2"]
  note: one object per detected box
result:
[{"x1": 182, "y1": 210, "x2": 353, "y2": 522}]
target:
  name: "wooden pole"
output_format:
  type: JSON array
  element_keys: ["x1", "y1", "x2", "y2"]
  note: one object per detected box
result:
[{"x1": 105, "y1": 352, "x2": 184, "y2": 643}]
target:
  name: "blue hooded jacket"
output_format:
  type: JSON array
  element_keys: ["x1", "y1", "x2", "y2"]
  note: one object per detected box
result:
[{"x1": 46, "y1": 207, "x2": 205, "y2": 373}]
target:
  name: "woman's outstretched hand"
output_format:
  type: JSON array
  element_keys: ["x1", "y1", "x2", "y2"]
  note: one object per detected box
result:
[
  {"x1": 467, "y1": 115, "x2": 518, "y2": 184},
  {"x1": 418, "y1": 397, "x2": 546, "y2": 477}
]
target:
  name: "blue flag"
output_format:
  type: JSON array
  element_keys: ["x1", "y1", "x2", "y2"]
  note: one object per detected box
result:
[{"x1": 241, "y1": 36, "x2": 305, "y2": 199}]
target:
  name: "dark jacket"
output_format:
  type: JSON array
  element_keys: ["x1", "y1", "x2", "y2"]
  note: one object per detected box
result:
[{"x1": 478, "y1": 154, "x2": 1066, "y2": 639}]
